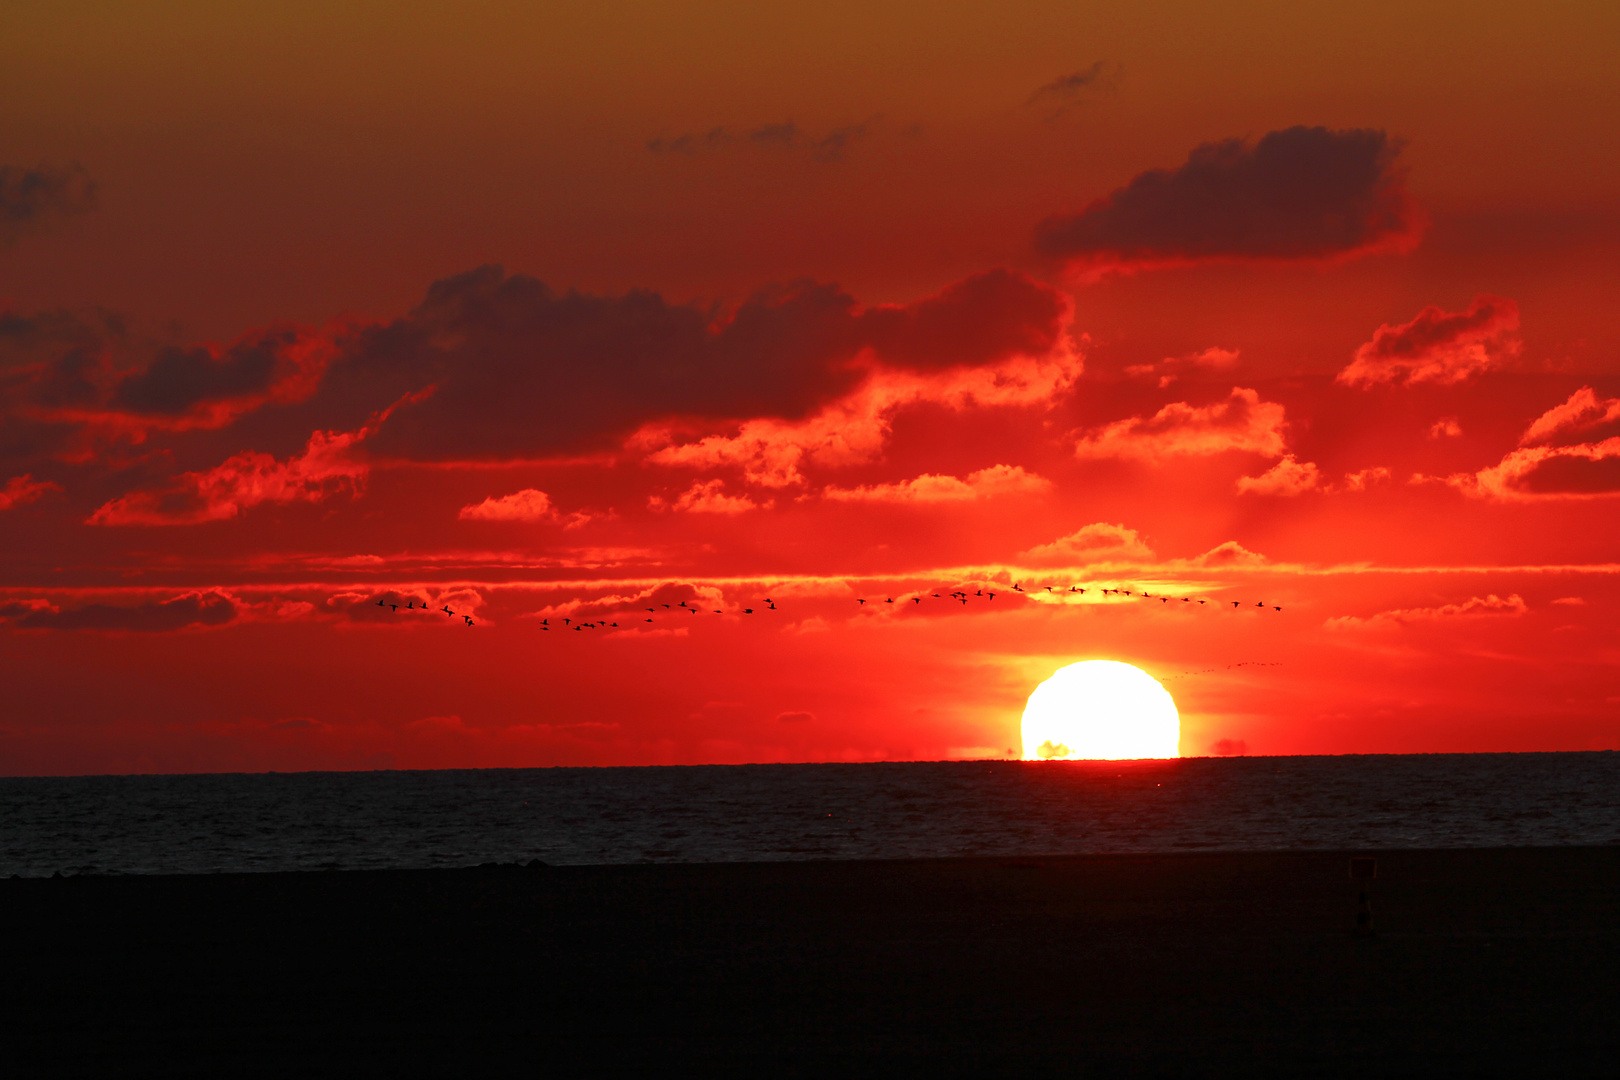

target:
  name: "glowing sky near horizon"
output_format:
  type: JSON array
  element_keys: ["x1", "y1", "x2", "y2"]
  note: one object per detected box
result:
[{"x1": 1, "y1": 1, "x2": 1618, "y2": 774}]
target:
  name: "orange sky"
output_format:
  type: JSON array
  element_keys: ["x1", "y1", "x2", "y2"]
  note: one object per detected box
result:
[{"x1": 2, "y1": 1, "x2": 1618, "y2": 774}]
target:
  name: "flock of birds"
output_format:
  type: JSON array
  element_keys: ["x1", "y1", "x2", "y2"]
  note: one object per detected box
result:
[
  {"x1": 375, "y1": 598, "x2": 477, "y2": 626},
  {"x1": 370, "y1": 582, "x2": 1283, "y2": 632},
  {"x1": 852, "y1": 582, "x2": 1283, "y2": 612}
]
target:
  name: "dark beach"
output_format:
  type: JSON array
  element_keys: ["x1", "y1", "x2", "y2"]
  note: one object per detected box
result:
[{"x1": 5, "y1": 847, "x2": 1617, "y2": 1077}]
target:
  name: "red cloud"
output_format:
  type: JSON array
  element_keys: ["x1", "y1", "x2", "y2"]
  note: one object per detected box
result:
[
  {"x1": 1327, "y1": 593, "x2": 1527, "y2": 629},
  {"x1": 650, "y1": 479, "x2": 767, "y2": 514},
  {"x1": 1337, "y1": 295, "x2": 1519, "y2": 387},
  {"x1": 87, "y1": 425, "x2": 371, "y2": 525},
  {"x1": 1452, "y1": 439, "x2": 1620, "y2": 500},
  {"x1": 459, "y1": 488, "x2": 554, "y2": 522},
  {"x1": 1021, "y1": 522, "x2": 1154, "y2": 566},
  {"x1": 1235, "y1": 455, "x2": 1322, "y2": 496},
  {"x1": 1518, "y1": 386, "x2": 1620, "y2": 447},
  {"x1": 821, "y1": 464, "x2": 1049, "y2": 504},
  {"x1": 642, "y1": 349, "x2": 1080, "y2": 488},
  {"x1": 1035, "y1": 126, "x2": 1424, "y2": 274},
  {"x1": 1, "y1": 591, "x2": 236, "y2": 632},
  {"x1": 1074, "y1": 387, "x2": 1288, "y2": 461},
  {"x1": 0, "y1": 473, "x2": 59, "y2": 510},
  {"x1": 1444, "y1": 389, "x2": 1620, "y2": 500}
]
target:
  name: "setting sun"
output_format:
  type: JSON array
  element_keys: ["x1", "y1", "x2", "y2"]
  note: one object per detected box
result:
[{"x1": 1021, "y1": 661, "x2": 1180, "y2": 760}]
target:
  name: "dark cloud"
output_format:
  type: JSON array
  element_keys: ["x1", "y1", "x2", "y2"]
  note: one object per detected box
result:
[
  {"x1": 746, "y1": 122, "x2": 799, "y2": 147},
  {"x1": 1518, "y1": 454, "x2": 1620, "y2": 495},
  {"x1": 311, "y1": 265, "x2": 1066, "y2": 462},
  {"x1": 646, "y1": 126, "x2": 735, "y2": 156},
  {"x1": 648, "y1": 119, "x2": 877, "y2": 162},
  {"x1": 0, "y1": 308, "x2": 331, "y2": 475},
  {"x1": 808, "y1": 122, "x2": 871, "y2": 162},
  {"x1": 1034, "y1": 126, "x2": 1424, "y2": 271},
  {"x1": 4, "y1": 592, "x2": 236, "y2": 632},
  {"x1": 112, "y1": 335, "x2": 294, "y2": 415},
  {"x1": 1027, "y1": 63, "x2": 1119, "y2": 119},
  {"x1": 0, "y1": 163, "x2": 96, "y2": 247}
]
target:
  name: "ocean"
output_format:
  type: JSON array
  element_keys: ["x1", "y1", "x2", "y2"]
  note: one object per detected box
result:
[{"x1": 3, "y1": 752, "x2": 1617, "y2": 877}]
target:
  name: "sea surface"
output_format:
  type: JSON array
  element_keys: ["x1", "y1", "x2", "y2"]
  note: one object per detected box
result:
[{"x1": 2, "y1": 752, "x2": 1617, "y2": 876}]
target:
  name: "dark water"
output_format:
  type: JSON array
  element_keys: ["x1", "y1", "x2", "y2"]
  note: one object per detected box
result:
[{"x1": 2, "y1": 752, "x2": 1617, "y2": 876}]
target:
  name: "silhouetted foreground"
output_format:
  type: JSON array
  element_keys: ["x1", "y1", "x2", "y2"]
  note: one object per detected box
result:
[{"x1": 4, "y1": 848, "x2": 1616, "y2": 1077}]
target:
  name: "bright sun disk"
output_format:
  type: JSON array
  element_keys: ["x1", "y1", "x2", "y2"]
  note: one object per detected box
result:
[{"x1": 1021, "y1": 660, "x2": 1180, "y2": 760}]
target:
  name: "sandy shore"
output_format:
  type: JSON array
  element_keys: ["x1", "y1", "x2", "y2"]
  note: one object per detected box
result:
[{"x1": 3, "y1": 847, "x2": 1616, "y2": 1076}]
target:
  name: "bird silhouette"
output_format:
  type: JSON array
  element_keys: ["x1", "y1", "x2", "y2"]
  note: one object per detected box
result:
[
  {"x1": 912, "y1": 597, "x2": 922, "y2": 605},
  {"x1": 744, "y1": 608, "x2": 754, "y2": 614},
  {"x1": 857, "y1": 598, "x2": 866, "y2": 605},
  {"x1": 376, "y1": 599, "x2": 385, "y2": 607},
  {"x1": 1232, "y1": 601, "x2": 1240, "y2": 608},
  {"x1": 442, "y1": 606, "x2": 454, "y2": 616},
  {"x1": 987, "y1": 592, "x2": 996, "y2": 600}
]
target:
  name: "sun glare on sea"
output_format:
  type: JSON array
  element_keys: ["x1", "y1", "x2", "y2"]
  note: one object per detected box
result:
[{"x1": 1021, "y1": 660, "x2": 1180, "y2": 760}]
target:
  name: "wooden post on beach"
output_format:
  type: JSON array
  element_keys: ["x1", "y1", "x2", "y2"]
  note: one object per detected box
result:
[{"x1": 1350, "y1": 856, "x2": 1377, "y2": 937}]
